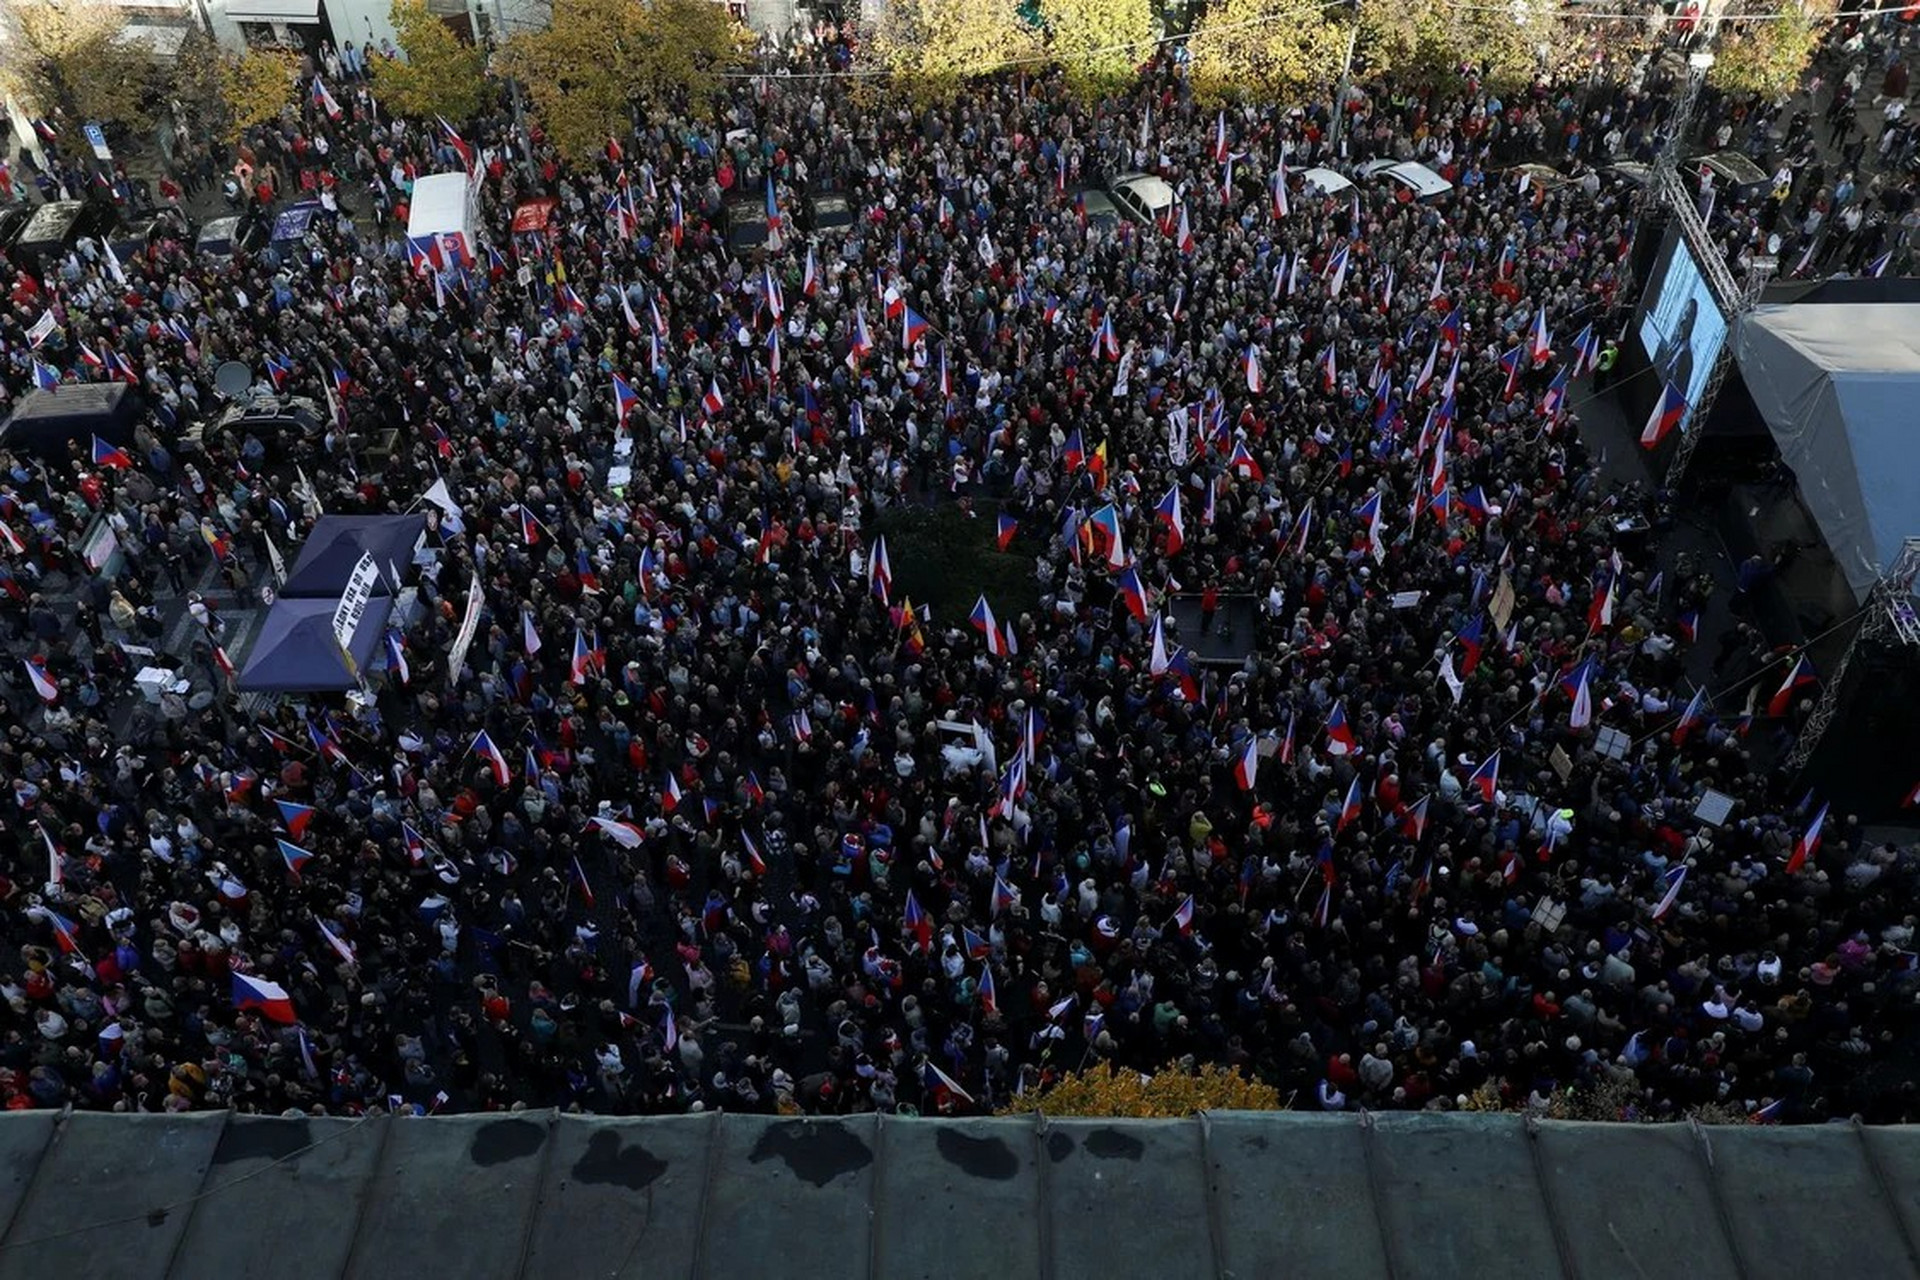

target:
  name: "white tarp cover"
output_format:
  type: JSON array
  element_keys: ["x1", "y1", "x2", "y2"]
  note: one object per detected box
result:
[{"x1": 1736, "y1": 301, "x2": 1920, "y2": 603}]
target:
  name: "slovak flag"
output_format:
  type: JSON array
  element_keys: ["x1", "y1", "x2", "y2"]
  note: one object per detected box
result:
[
  {"x1": 233, "y1": 972, "x2": 296, "y2": 1023},
  {"x1": 612, "y1": 373, "x2": 640, "y2": 429},
  {"x1": 471, "y1": 730, "x2": 511, "y2": 785},
  {"x1": 1640, "y1": 382, "x2": 1687, "y2": 449},
  {"x1": 1232, "y1": 737, "x2": 1258, "y2": 790},
  {"x1": 1786, "y1": 802, "x2": 1829, "y2": 873},
  {"x1": 1768, "y1": 655, "x2": 1816, "y2": 716},
  {"x1": 1467, "y1": 750, "x2": 1501, "y2": 804},
  {"x1": 92, "y1": 436, "x2": 133, "y2": 469},
  {"x1": 1336, "y1": 776, "x2": 1363, "y2": 833},
  {"x1": 701, "y1": 378, "x2": 726, "y2": 415},
  {"x1": 24, "y1": 658, "x2": 58, "y2": 703},
  {"x1": 1173, "y1": 894, "x2": 1196, "y2": 935},
  {"x1": 1325, "y1": 700, "x2": 1357, "y2": 756},
  {"x1": 276, "y1": 799, "x2": 316, "y2": 840},
  {"x1": 1244, "y1": 344, "x2": 1265, "y2": 394},
  {"x1": 1154, "y1": 485, "x2": 1185, "y2": 554}
]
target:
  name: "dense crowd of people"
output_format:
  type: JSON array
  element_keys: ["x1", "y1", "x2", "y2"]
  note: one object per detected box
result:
[{"x1": 2, "y1": 16, "x2": 1918, "y2": 1125}]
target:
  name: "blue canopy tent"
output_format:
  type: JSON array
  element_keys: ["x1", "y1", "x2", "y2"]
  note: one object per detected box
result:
[
  {"x1": 281, "y1": 515, "x2": 427, "y2": 599},
  {"x1": 236, "y1": 595, "x2": 392, "y2": 692}
]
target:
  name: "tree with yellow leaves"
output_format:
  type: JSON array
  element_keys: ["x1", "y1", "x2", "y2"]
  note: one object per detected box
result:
[
  {"x1": 215, "y1": 47, "x2": 302, "y2": 142},
  {"x1": 633, "y1": 0, "x2": 753, "y2": 114},
  {"x1": 999, "y1": 1063, "x2": 1284, "y2": 1118},
  {"x1": 872, "y1": 0, "x2": 1042, "y2": 105},
  {"x1": 1709, "y1": 7, "x2": 1829, "y2": 100},
  {"x1": 503, "y1": 0, "x2": 746, "y2": 162},
  {"x1": 373, "y1": 0, "x2": 489, "y2": 124},
  {"x1": 1189, "y1": 0, "x2": 1349, "y2": 104},
  {"x1": 1039, "y1": 0, "x2": 1154, "y2": 101},
  {"x1": 0, "y1": 0, "x2": 164, "y2": 138},
  {"x1": 1357, "y1": 0, "x2": 1560, "y2": 93}
]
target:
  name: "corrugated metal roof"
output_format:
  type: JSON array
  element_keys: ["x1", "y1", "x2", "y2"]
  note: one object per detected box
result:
[{"x1": 0, "y1": 1110, "x2": 1912, "y2": 1279}]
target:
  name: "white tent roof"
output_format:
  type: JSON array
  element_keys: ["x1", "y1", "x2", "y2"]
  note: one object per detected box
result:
[{"x1": 1735, "y1": 302, "x2": 1920, "y2": 603}]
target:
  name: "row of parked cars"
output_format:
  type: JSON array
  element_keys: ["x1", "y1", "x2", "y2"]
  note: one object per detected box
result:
[{"x1": 0, "y1": 196, "x2": 333, "y2": 277}]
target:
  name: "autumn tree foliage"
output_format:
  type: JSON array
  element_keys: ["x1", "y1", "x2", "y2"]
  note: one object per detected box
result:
[
  {"x1": 373, "y1": 0, "x2": 490, "y2": 124},
  {"x1": 503, "y1": 0, "x2": 748, "y2": 161},
  {"x1": 1000, "y1": 1063, "x2": 1284, "y2": 1118},
  {"x1": 1190, "y1": 0, "x2": 1349, "y2": 104},
  {"x1": 1039, "y1": 0, "x2": 1155, "y2": 101},
  {"x1": 0, "y1": 0, "x2": 164, "y2": 137},
  {"x1": 871, "y1": 0, "x2": 1042, "y2": 104}
]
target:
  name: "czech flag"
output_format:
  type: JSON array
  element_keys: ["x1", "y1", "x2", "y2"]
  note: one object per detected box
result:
[
  {"x1": 1563, "y1": 657, "x2": 1596, "y2": 730},
  {"x1": 1529, "y1": 308, "x2": 1552, "y2": 366},
  {"x1": 1677, "y1": 610, "x2": 1700, "y2": 644},
  {"x1": 1467, "y1": 750, "x2": 1501, "y2": 804},
  {"x1": 1172, "y1": 894, "x2": 1196, "y2": 935},
  {"x1": 1456, "y1": 615, "x2": 1485, "y2": 676},
  {"x1": 1498, "y1": 345, "x2": 1524, "y2": 400},
  {"x1": 1231, "y1": 737, "x2": 1258, "y2": 791},
  {"x1": 1402, "y1": 795, "x2": 1429, "y2": 841},
  {"x1": 802, "y1": 245, "x2": 819, "y2": 297},
  {"x1": 702, "y1": 378, "x2": 726, "y2": 415},
  {"x1": 276, "y1": 800, "x2": 315, "y2": 840},
  {"x1": 997, "y1": 513, "x2": 1019, "y2": 550},
  {"x1": 1228, "y1": 440, "x2": 1264, "y2": 482},
  {"x1": 233, "y1": 972, "x2": 296, "y2": 1023},
  {"x1": 1786, "y1": 803, "x2": 1828, "y2": 874},
  {"x1": 1673, "y1": 687, "x2": 1708, "y2": 745},
  {"x1": 1336, "y1": 776, "x2": 1363, "y2": 833},
  {"x1": 591, "y1": 816, "x2": 646, "y2": 849},
  {"x1": 1244, "y1": 344, "x2": 1265, "y2": 394},
  {"x1": 764, "y1": 175, "x2": 782, "y2": 232},
  {"x1": 571, "y1": 855, "x2": 596, "y2": 908},
  {"x1": 868, "y1": 535, "x2": 892, "y2": 604},
  {"x1": 902, "y1": 305, "x2": 930, "y2": 347},
  {"x1": 311, "y1": 76, "x2": 343, "y2": 121},
  {"x1": 1640, "y1": 382, "x2": 1687, "y2": 449},
  {"x1": 24, "y1": 658, "x2": 58, "y2": 703},
  {"x1": 1116, "y1": 564, "x2": 1148, "y2": 622},
  {"x1": 276, "y1": 838, "x2": 313, "y2": 879},
  {"x1": 471, "y1": 730, "x2": 511, "y2": 785},
  {"x1": 1767, "y1": 655, "x2": 1816, "y2": 716},
  {"x1": 971, "y1": 595, "x2": 1007, "y2": 656},
  {"x1": 904, "y1": 890, "x2": 932, "y2": 953},
  {"x1": 91, "y1": 436, "x2": 132, "y2": 469},
  {"x1": 1325, "y1": 700, "x2": 1357, "y2": 756},
  {"x1": 612, "y1": 373, "x2": 640, "y2": 429},
  {"x1": 1154, "y1": 486, "x2": 1185, "y2": 554},
  {"x1": 1652, "y1": 865, "x2": 1688, "y2": 920}
]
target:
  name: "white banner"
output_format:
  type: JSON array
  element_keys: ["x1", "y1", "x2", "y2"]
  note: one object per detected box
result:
[
  {"x1": 332, "y1": 553, "x2": 380, "y2": 651},
  {"x1": 445, "y1": 569, "x2": 484, "y2": 690}
]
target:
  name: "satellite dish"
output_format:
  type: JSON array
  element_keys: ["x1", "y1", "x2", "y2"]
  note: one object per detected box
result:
[{"x1": 214, "y1": 361, "x2": 253, "y2": 399}]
